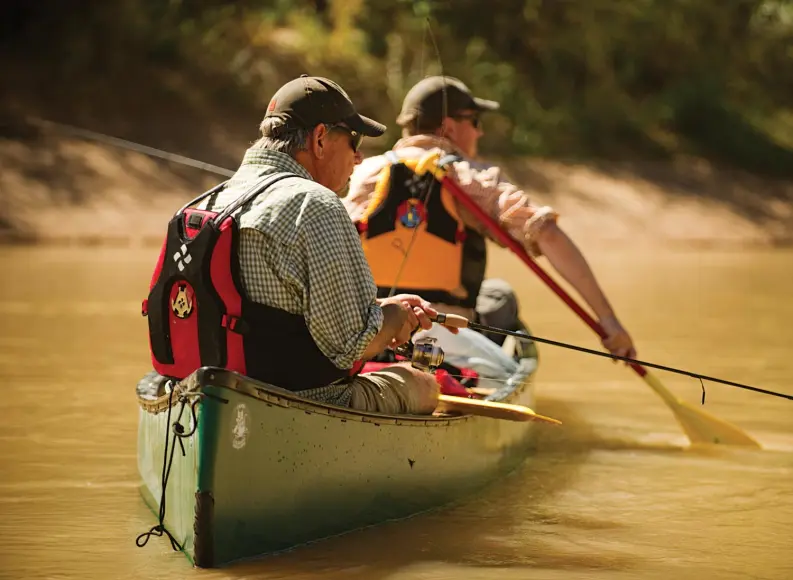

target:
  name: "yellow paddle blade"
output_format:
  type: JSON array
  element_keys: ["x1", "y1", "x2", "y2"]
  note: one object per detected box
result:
[
  {"x1": 436, "y1": 395, "x2": 562, "y2": 425},
  {"x1": 642, "y1": 370, "x2": 761, "y2": 448}
]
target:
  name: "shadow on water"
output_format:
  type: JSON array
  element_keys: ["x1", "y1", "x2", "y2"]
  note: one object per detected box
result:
[{"x1": 215, "y1": 399, "x2": 686, "y2": 579}]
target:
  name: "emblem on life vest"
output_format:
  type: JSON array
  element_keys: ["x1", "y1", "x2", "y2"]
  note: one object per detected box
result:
[
  {"x1": 170, "y1": 283, "x2": 194, "y2": 319},
  {"x1": 397, "y1": 199, "x2": 426, "y2": 229}
]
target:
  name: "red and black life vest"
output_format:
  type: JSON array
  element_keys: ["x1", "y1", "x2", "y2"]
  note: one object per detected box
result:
[{"x1": 142, "y1": 173, "x2": 351, "y2": 391}]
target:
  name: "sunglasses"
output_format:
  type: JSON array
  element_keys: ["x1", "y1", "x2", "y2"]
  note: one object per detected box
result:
[
  {"x1": 451, "y1": 113, "x2": 482, "y2": 129},
  {"x1": 327, "y1": 124, "x2": 363, "y2": 153}
]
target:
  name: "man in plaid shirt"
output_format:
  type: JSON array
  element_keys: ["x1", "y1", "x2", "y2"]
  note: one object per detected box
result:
[
  {"x1": 208, "y1": 75, "x2": 455, "y2": 414},
  {"x1": 345, "y1": 76, "x2": 636, "y2": 361}
]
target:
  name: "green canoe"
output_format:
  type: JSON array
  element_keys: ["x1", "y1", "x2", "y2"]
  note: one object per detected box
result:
[{"x1": 136, "y1": 343, "x2": 539, "y2": 568}]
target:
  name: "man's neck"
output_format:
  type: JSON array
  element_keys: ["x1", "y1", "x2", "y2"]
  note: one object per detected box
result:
[{"x1": 293, "y1": 151, "x2": 318, "y2": 181}]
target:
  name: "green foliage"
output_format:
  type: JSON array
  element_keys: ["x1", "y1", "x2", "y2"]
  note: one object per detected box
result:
[{"x1": 4, "y1": 0, "x2": 793, "y2": 173}]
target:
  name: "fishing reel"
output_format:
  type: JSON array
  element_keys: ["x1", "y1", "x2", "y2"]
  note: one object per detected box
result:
[{"x1": 395, "y1": 337, "x2": 445, "y2": 373}]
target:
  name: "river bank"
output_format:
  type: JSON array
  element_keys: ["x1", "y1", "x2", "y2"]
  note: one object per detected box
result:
[{"x1": 2, "y1": 117, "x2": 792, "y2": 249}]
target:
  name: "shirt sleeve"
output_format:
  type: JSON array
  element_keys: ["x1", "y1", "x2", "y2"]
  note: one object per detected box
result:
[
  {"x1": 450, "y1": 160, "x2": 559, "y2": 257},
  {"x1": 295, "y1": 193, "x2": 383, "y2": 369},
  {"x1": 342, "y1": 154, "x2": 389, "y2": 222}
]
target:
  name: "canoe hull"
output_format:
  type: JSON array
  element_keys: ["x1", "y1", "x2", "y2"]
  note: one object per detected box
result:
[{"x1": 137, "y1": 361, "x2": 538, "y2": 567}]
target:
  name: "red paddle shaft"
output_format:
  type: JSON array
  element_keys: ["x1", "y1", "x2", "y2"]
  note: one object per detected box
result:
[{"x1": 436, "y1": 173, "x2": 647, "y2": 378}]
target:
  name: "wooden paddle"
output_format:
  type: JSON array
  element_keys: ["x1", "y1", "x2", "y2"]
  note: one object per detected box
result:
[
  {"x1": 436, "y1": 395, "x2": 562, "y2": 424},
  {"x1": 421, "y1": 155, "x2": 761, "y2": 448}
]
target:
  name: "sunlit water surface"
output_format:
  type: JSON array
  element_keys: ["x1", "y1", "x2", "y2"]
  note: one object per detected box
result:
[{"x1": 0, "y1": 246, "x2": 790, "y2": 580}]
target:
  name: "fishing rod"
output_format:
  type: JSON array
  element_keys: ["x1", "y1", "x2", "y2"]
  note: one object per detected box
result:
[
  {"x1": 384, "y1": 17, "x2": 447, "y2": 299},
  {"x1": 433, "y1": 313, "x2": 793, "y2": 402},
  {"x1": 25, "y1": 117, "x2": 236, "y2": 178},
  {"x1": 29, "y1": 117, "x2": 788, "y2": 406}
]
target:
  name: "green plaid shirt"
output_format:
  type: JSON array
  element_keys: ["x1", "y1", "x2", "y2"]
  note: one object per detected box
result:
[{"x1": 205, "y1": 146, "x2": 383, "y2": 372}]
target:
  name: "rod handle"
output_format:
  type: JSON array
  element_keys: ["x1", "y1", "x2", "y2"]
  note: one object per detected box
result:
[{"x1": 433, "y1": 313, "x2": 470, "y2": 329}]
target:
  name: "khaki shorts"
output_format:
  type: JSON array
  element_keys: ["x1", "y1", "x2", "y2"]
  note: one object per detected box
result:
[{"x1": 349, "y1": 364, "x2": 439, "y2": 415}]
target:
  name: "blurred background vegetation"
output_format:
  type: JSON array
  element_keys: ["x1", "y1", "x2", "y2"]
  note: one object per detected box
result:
[{"x1": 2, "y1": 0, "x2": 793, "y2": 177}]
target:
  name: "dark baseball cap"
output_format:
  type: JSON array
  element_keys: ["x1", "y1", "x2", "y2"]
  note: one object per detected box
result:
[
  {"x1": 397, "y1": 76, "x2": 500, "y2": 126},
  {"x1": 265, "y1": 75, "x2": 386, "y2": 137}
]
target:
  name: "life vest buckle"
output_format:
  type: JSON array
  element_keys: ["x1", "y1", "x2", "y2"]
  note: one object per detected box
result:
[{"x1": 221, "y1": 314, "x2": 248, "y2": 334}]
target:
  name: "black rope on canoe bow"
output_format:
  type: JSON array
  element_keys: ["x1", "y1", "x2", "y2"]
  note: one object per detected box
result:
[
  {"x1": 136, "y1": 386, "x2": 183, "y2": 551},
  {"x1": 136, "y1": 386, "x2": 228, "y2": 552}
]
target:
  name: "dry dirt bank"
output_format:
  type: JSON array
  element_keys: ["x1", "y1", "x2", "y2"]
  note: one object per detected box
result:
[{"x1": 1, "y1": 121, "x2": 791, "y2": 249}]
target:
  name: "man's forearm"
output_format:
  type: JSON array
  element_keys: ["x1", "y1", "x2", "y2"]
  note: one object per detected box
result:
[
  {"x1": 535, "y1": 223, "x2": 615, "y2": 320},
  {"x1": 361, "y1": 303, "x2": 404, "y2": 360}
]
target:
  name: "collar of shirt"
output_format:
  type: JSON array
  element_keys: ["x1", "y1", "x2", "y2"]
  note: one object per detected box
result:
[
  {"x1": 392, "y1": 134, "x2": 466, "y2": 157},
  {"x1": 237, "y1": 146, "x2": 313, "y2": 181}
]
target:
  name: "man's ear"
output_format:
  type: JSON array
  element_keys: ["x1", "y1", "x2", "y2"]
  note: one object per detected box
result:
[
  {"x1": 439, "y1": 117, "x2": 455, "y2": 138},
  {"x1": 310, "y1": 124, "x2": 329, "y2": 158}
]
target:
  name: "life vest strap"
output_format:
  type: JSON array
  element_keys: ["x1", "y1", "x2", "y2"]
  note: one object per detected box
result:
[
  {"x1": 349, "y1": 359, "x2": 365, "y2": 376},
  {"x1": 437, "y1": 154, "x2": 462, "y2": 168}
]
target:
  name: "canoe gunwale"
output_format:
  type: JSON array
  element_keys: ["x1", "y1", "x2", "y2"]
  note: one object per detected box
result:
[
  {"x1": 136, "y1": 365, "x2": 534, "y2": 427},
  {"x1": 138, "y1": 367, "x2": 469, "y2": 426}
]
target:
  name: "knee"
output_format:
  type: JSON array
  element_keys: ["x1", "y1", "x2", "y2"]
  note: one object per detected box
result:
[
  {"x1": 393, "y1": 363, "x2": 439, "y2": 413},
  {"x1": 408, "y1": 367, "x2": 440, "y2": 413}
]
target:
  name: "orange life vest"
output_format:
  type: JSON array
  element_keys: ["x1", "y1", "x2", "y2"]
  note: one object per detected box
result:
[{"x1": 356, "y1": 152, "x2": 485, "y2": 307}]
